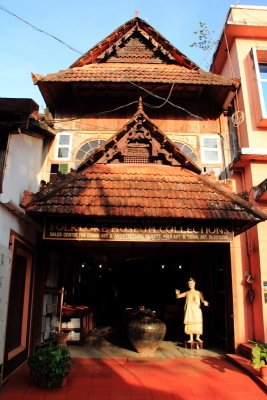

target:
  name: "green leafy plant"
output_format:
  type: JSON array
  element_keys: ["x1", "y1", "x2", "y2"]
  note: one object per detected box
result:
[
  {"x1": 249, "y1": 341, "x2": 267, "y2": 369},
  {"x1": 190, "y1": 21, "x2": 218, "y2": 51},
  {"x1": 28, "y1": 343, "x2": 71, "y2": 388}
]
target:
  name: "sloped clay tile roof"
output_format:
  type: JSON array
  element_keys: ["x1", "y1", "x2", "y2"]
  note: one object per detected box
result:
[
  {"x1": 33, "y1": 63, "x2": 235, "y2": 86},
  {"x1": 69, "y1": 17, "x2": 197, "y2": 68},
  {"x1": 22, "y1": 164, "x2": 265, "y2": 231},
  {"x1": 31, "y1": 16, "x2": 239, "y2": 109}
]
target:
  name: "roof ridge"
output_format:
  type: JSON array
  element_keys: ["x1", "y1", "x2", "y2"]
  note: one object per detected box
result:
[{"x1": 69, "y1": 17, "x2": 198, "y2": 69}]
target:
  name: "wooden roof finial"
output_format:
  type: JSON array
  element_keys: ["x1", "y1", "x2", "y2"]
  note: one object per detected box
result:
[
  {"x1": 138, "y1": 96, "x2": 143, "y2": 112},
  {"x1": 135, "y1": 10, "x2": 139, "y2": 18}
]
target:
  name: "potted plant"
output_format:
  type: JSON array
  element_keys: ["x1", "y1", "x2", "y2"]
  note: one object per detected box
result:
[
  {"x1": 250, "y1": 341, "x2": 267, "y2": 380},
  {"x1": 28, "y1": 343, "x2": 72, "y2": 388}
]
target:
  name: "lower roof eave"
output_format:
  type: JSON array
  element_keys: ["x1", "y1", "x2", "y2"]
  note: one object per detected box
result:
[
  {"x1": 24, "y1": 210, "x2": 263, "y2": 238},
  {"x1": 234, "y1": 220, "x2": 263, "y2": 236}
]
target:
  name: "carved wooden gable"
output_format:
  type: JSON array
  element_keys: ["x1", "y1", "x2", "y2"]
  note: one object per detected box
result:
[
  {"x1": 77, "y1": 102, "x2": 201, "y2": 173},
  {"x1": 70, "y1": 17, "x2": 196, "y2": 69},
  {"x1": 99, "y1": 29, "x2": 175, "y2": 64}
]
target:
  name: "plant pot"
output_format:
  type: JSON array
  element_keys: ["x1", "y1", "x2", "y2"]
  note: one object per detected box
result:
[
  {"x1": 28, "y1": 343, "x2": 71, "y2": 389},
  {"x1": 260, "y1": 365, "x2": 267, "y2": 380},
  {"x1": 37, "y1": 376, "x2": 67, "y2": 388},
  {"x1": 127, "y1": 313, "x2": 166, "y2": 356},
  {"x1": 56, "y1": 332, "x2": 69, "y2": 346}
]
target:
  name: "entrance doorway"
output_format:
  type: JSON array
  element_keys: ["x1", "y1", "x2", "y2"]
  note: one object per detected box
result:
[{"x1": 42, "y1": 240, "x2": 234, "y2": 353}]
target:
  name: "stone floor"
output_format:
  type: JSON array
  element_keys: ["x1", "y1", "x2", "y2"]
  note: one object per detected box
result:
[
  {"x1": 1, "y1": 328, "x2": 266, "y2": 399},
  {"x1": 68, "y1": 327, "x2": 223, "y2": 359}
]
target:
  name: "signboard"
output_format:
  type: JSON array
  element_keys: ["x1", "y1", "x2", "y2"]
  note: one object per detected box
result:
[{"x1": 44, "y1": 217, "x2": 233, "y2": 243}]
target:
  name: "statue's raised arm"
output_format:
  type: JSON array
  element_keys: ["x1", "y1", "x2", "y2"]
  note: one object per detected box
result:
[{"x1": 175, "y1": 289, "x2": 186, "y2": 299}]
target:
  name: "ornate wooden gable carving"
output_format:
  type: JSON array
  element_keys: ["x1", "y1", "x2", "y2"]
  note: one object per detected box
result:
[
  {"x1": 98, "y1": 29, "x2": 175, "y2": 64},
  {"x1": 77, "y1": 100, "x2": 201, "y2": 173},
  {"x1": 70, "y1": 17, "x2": 196, "y2": 69}
]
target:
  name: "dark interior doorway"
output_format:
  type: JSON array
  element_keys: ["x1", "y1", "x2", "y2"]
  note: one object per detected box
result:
[{"x1": 43, "y1": 240, "x2": 234, "y2": 352}]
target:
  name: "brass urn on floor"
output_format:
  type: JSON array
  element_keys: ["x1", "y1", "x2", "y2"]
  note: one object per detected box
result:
[{"x1": 127, "y1": 309, "x2": 166, "y2": 356}]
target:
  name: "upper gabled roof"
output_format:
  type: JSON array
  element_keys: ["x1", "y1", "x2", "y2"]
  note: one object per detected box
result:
[
  {"x1": 33, "y1": 63, "x2": 235, "y2": 87},
  {"x1": 32, "y1": 16, "x2": 239, "y2": 109},
  {"x1": 70, "y1": 17, "x2": 197, "y2": 68}
]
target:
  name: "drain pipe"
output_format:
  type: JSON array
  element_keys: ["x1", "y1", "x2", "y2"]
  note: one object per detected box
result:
[
  {"x1": 0, "y1": 194, "x2": 41, "y2": 231},
  {"x1": 0, "y1": 195, "x2": 26, "y2": 216},
  {"x1": 218, "y1": 114, "x2": 228, "y2": 180}
]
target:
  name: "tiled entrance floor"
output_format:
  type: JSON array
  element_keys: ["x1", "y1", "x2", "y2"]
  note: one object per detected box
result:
[
  {"x1": 1, "y1": 356, "x2": 266, "y2": 400},
  {"x1": 68, "y1": 338, "x2": 223, "y2": 358}
]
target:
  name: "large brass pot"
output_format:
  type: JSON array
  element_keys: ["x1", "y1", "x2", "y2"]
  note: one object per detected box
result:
[{"x1": 127, "y1": 313, "x2": 166, "y2": 356}]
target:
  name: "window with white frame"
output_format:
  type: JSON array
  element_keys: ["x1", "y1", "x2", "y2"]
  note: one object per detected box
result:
[
  {"x1": 55, "y1": 133, "x2": 72, "y2": 160},
  {"x1": 258, "y1": 63, "x2": 267, "y2": 116},
  {"x1": 200, "y1": 136, "x2": 222, "y2": 164},
  {"x1": 251, "y1": 47, "x2": 267, "y2": 123}
]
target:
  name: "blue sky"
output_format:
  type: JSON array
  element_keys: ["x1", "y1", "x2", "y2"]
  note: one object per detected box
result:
[{"x1": 1, "y1": 0, "x2": 267, "y2": 110}]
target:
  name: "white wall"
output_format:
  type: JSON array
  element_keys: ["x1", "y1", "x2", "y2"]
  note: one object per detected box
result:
[
  {"x1": 0, "y1": 132, "x2": 45, "y2": 368},
  {"x1": 2, "y1": 133, "x2": 43, "y2": 204},
  {"x1": 0, "y1": 243, "x2": 11, "y2": 366}
]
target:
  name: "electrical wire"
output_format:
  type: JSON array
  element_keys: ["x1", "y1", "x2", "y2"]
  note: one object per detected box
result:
[
  {"x1": 0, "y1": 4, "x2": 255, "y2": 176},
  {"x1": 0, "y1": 100, "x2": 139, "y2": 125},
  {"x1": 142, "y1": 83, "x2": 175, "y2": 109},
  {"x1": 0, "y1": 3, "x2": 215, "y2": 124},
  {"x1": 223, "y1": 28, "x2": 235, "y2": 79},
  {"x1": 0, "y1": 3, "x2": 83, "y2": 55},
  {"x1": 129, "y1": 81, "x2": 205, "y2": 120},
  {"x1": 19, "y1": 80, "x2": 206, "y2": 125}
]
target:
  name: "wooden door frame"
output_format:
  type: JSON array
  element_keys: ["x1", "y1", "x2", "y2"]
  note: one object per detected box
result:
[{"x1": 2, "y1": 233, "x2": 35, "y2": 380}]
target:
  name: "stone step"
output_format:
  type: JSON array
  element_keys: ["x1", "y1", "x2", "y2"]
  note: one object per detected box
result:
[
  {"x1": 239, "y1": 342, "x2": 254, "y2": 359},
  {"x1": 226, "y1": 353, "x2": 267, "y2": 393}
]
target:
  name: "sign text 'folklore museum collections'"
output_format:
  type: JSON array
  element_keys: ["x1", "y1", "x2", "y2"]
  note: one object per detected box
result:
[{"x1": 44, "y1": 218, "x2": 233, "y2": 242}]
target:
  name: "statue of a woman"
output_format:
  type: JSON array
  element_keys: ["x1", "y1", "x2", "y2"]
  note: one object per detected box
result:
[{"x1": 176, "y1": 278, "x2": 209, "y2": 343}]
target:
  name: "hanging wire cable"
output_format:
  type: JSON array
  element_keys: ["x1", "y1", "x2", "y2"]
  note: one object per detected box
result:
[
  {"x1": 0, "y1": 99, "x2": 139, "y2": 125},
  {"x1": 129, "y1": 81, "x2": 205, "y2": 120},
  {"x1": 142, "y1": 83, "x2": 175, "y2": 109},
  {"x1": 0, "y1": 3, "x2": 83, "y2": 55},
  {"x1": 223, "y1": 28, "x2": 235, "y2": 79},
  {"x1": 25, "y1": 80, "x2": 205, "y2": 125}
]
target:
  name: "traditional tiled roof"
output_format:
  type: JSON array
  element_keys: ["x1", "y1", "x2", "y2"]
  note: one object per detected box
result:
[
  {"x1": 32, "y1": 16, "x2": 239, "y2": 109},
  {"x1": 69, "y1": 17, "x2": 197, "y2": 68},
  {"x1": 21, "y1": 164, "x2": 266, "y2": 234},
  {"x1": 33, "y1": 63, "x2": 234, "y2": 86},
  {"x1": 0, "y1": 98, "x2": 55, "y2": 138}
]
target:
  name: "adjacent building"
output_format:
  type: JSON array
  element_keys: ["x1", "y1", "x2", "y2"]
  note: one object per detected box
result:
[
  {"x1": 211, "y1": 4, "x2": 267, "y2": 344},
  {"x1": 0, "y1": 98, "x2": 54, "y2": 379}
]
